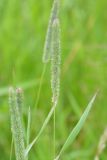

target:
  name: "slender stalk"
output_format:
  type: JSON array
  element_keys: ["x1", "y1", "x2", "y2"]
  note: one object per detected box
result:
[
  {"x1": 10, "y1": 137, "x2": 13, "y2": 160},
  {"x1": 25, "y1": 103, "x2": 57, "y2": 157},
  {"x1": 33, "y1": 64, "x2": 47, "y2": 109},
  {"x1": 53, "y1": 110, "x2": 56, "y2": 158}
]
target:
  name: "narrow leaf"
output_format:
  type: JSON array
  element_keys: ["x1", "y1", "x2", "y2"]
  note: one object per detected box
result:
[
  {"x1": 55, "y1": 93, "x2": 97, "y2": 160},
  {"x1": 25, "y1": 104, "x2": 57, "y2": 157}
]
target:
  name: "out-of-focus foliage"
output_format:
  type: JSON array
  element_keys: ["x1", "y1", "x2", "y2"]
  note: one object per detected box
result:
[{"x1": 0, "y1": 0, "x2": 107, "y2": 159}]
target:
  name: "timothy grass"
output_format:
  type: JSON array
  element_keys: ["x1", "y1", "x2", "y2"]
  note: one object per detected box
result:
[
  {"x1": 9, "y1": 87, "x2": 25, "y2": 160},
  {"x1": 0, "y1": 0, "x2": 107, "y2": 160}
]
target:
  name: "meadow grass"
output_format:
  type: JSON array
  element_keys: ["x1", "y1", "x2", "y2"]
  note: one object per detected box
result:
[
  {"x1": 9, "y1": 0, "x2": 97, "y2": 160},
  {"x1": 0, "y1": 0, "x2": 107, "y2": 160}
]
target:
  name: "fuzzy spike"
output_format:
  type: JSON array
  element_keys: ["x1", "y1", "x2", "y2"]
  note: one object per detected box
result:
[
  {"x1": 16, "y1": 88, "x2": 23, "y2": 114},
  {"x1": 43, "y1": 0, "x2": 60, "y2": 63},
  {"x1": 9, "y1": 87, "x2": 25, "y2": 160},
  {"x1": 51, "y1": 18, "x2": 61, "y2": 105},
  {"x1": 95, "y1": 128, "x2": 107, "y2": 160}
]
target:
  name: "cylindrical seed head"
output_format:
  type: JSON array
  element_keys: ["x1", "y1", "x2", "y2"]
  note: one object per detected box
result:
[
  {"x1": 42, "y1": 0, "x2": 60, "y2": 63},
  {"x1": 51, "y1": 18, "x2": 61, "y2": 105}
]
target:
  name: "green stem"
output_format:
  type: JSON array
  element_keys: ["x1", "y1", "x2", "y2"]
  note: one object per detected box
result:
[{"x1": 33, "y1": 64, "x2": 47, "y2": 109}]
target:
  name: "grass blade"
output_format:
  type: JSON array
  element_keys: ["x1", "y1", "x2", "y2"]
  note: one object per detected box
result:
[
  {"x1": 25, "y1": 104, "x2": 57, "y2": 157},
  {"x1": 54, "y1": 93, "x2": 97, "y2": 160}
]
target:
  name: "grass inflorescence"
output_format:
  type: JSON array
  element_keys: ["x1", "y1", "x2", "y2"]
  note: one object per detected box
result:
[
  {"x1": 9, "y1": 87, "x2": 25, "y2": 160},
  {"x1": 43, "y1": 0, "x2": 60, "y2": 63},
  {"x1": 8, "y1": 0, "x2": 99, "y2": 160}
]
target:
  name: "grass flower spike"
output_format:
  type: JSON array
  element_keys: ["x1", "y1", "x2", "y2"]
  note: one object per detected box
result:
[
  {"x1": 95, "y1": 128, "x2": 107, "y2": 160},
  {"x1": 51, "y1": 18, "x2": 61, "y2": 105},
  {"x1": 9, "y1": 87, "x2": 25, "y2": 160},
  {"x1": 16, "y1": 88, "x2": 23, "y2": 114},
  {"x1": 42, "y1": 0, "x2": 60, "y2": 63}
]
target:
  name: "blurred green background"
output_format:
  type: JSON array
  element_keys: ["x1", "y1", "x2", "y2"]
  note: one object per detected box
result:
[{"x1": 0, "y1": 0, "x2": 107, "y2": 159}]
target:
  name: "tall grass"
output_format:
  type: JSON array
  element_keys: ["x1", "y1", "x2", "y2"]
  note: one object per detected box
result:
[{"x1": 8, "y1": 0, "x2": 98, "y2": 160}]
